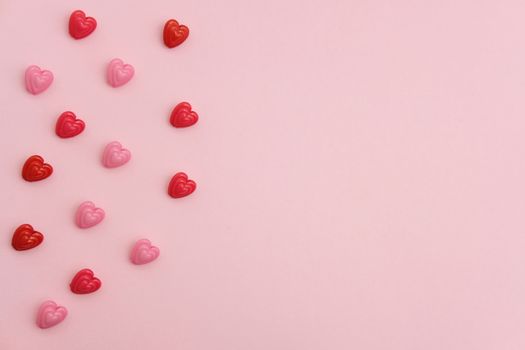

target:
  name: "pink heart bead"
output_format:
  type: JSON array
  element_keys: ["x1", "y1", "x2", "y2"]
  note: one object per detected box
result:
[
  {"x1": 107, "y1": 58, "x2": 134, "y2": 87},
  {"x1": 76, "y1": 201, "x2": 105, "y2": 228},
  {"x1": 25, "y1": 65, "x2": 54, "y2": 95},
  {"x1": 102, "y1": 141, "x2": 131, "y2": 168},
  {"x1": 36, "y1": 300, "x2": 68, "y2": 329},
  {"x1": 130, "y1": 239, "x2": 160, "y2": 265}
]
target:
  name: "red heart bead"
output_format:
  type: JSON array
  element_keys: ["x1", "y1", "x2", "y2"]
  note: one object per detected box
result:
[
  {"x1": 170, "y1": 102, "x2": 199, "y2": 128},
  {"x1": 12, "y1": 224, "x2": 44, "y2": 251},
  {"x1": 168, "y1": 172, "x2": 196, "y2": 198},
  {"x1": 22, "y1": 155, "x2": 53, "y2": 182},
  {"x1": 56, "y1": 111, "x2": 85, "y2": 138},
  {"x1": 70, "y1": 269, "x2": 102, "y2": 294},
  {"x1": 163, "y1": 19, "x2": 189, "y2": 48},
  {"x1": 69, "y1": 10, "x2": 97, "y2": 39}
]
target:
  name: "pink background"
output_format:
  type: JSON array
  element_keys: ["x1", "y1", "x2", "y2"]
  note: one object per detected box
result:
[{"x1": 1, "y1": 0, "x2": 525, "y2": 349}]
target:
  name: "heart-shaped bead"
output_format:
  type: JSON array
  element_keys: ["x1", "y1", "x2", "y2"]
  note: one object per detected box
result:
[
  {"x1": 70, "y1": 268, "x2": 102, "y2": 294},
  {"x1": 22, "y1": 155, "x2": 53, "y2": 182},
  {"x1": 36, "y1": 300, "x2": 68, "y2": 329},
  {"x1": 75, "y1": 201, "x2": 105, "y2": 229},
  {"x1": 130, "y1": 239, "x2": 160, "y2": 265},
  {"x1": 69, "y1": 10, "x2": 97, "y2": 39},
  {"x1": 12, "y1": 224, "x2": 44, "y2": 251},
  {"x1": 25, "y1": 65, "x2": 53, "y2": 95},
  {"x1": 163, "y1": 19, "x2": 189, "y2": 48},
  {"x1": 55, "y1": 111, "x2": 85, "y2": 138},
  {"x1": 170, "y1": 102, "x2": 199, "y2": 128},
  {"x1": 102, "y1": 141, "x2": 131, "y2": 168},
  {"x1": 168, "y1": 172, "x2": 196, "y2": 198},
  {"x1": 107, "y1": 58, "x2": 134, "y2": 87}
]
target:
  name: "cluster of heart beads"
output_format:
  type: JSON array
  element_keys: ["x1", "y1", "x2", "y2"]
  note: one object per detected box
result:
[{"x1": 14, "y1": 9, "x2": 200, "y2": 330}]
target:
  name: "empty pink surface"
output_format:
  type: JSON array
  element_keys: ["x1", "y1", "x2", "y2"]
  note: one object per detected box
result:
[{"x1": 1, "y1": 0, "x2": 525, "y2": 349}]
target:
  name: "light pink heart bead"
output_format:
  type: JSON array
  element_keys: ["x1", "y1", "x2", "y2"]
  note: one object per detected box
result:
[
  {"x1": 107, "y1": 58, "x2": 134, "y2": 87},
  {"x1": 25, "y1": 65, "x2": 54, "y2": 95},
  {"x1": 102, "y1": 141, "x2": 131, "y2": 168},
  {"x1": 36, "y1": 300, "x2": 68, "y2": 329},
  {"x1": 76, "y1": 201, "x2": 105, "y2": 228},
  {"x1": 130, "y1": 239, "x2": 160, "y2": 265}
]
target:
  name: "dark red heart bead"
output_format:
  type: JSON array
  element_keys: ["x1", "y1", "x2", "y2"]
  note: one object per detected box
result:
[
  {"x1": 22, "y1": 155, "x2": 53, "y2": 182},
  {"x1": 168, "y1": 172, "x2": 196, "y2": 198},
  {"x1": 163, "y1": 19, "x2": 189, "y2": 48},
  {"x1": 70, "y1": 268, "x2": 102, "y2": 294},
  {"x1": 11, "y1": 224, "x2": 44, "y2": 251},
  {"x1": 170, "y1": 102, "x2": 199, "y2": 128},
  {"x1": 56, "y1": 111, "x2": 85, "y2": 138},
  {"x1": 69, "y1": 10, "x2": 97, "y2": 39}
]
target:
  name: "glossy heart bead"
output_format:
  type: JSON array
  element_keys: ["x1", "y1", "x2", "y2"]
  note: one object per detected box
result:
[
  {"x1": 36, "y1": 300, "x2": 68, "y2": 329},
  {"x1": 163, "y1": 19, "x2": 189, "y2": 48},
  {"x1": 102, "y1": 141, "x2": 131, "y2": 168},
  {"x1": 107, "y1": 58, "x2": 134, "y2": 87},
  {"x1": 75, "y1": 201, "x2": 105, "y2": 228},
  {"x1": 12, "y1": 224, "x2": 44, "y2": 251},
  {"x1": 168, "y1": 172, "x2": 196, "y2": 198},
  {"x1": 130, "y1": 239, "x2": 160, "y2": 265},
  {"x1": 170, "y1": 102, "x2": 199, "y2": 128},
  {"x1": 55, "y1": 111, "x2": 85, "y2": 138},
  {"x1": 25, "y1": 65, "x2": 53, "y2": 95},
  {"x1": 69, "y1": 10, "x2": 97, "y2": 39},
  {"x1": 70, "y1": 268, "x2": 101, "y2": 294},
  {"x1": 22, "y1": 155, "x2": 53, "y2": 182}
]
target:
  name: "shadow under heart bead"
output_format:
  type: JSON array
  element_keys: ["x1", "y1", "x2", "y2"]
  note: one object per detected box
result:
[
  {"x1": 12, "y1": 224, "x2": 44, "y2": 251},
  {"x1": 102, "y1": 141, "x2": 131, "y2": 168},
  {"x1": 70, "y1": 268, "x2": 101, "y2": 294},
  {"x1": 130, "y1": 239, "x2": 160, "y2": 265},
  {"x1": 36, "y1": 300, "x2": 67, "y2": 329},
  {"x1": 107, "y1": 58, "x2": 134, "y2": 87},
  {"x1": 75, "y1": 201, "x2": 105, "y2": 228},
  {"x1": 22, "y1": 155, "x2": 53, "y2": 182},
  {"x1": 25, "y1": 65, "x2": 53, "y2": 95}
]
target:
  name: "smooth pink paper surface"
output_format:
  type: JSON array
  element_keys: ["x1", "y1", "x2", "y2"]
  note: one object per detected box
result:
[{"x1": 1, "y1": 0, "x2": 525, "y2": 349}]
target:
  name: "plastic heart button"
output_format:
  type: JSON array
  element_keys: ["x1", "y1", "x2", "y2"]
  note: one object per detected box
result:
[
  {"x1": 170, "y1": 102, "x2": 199, "y2": 128},
  {"x1": 25, "y1": 65, "x2": 53, "y2": 95},
  {"x1": 168, "y1": 172, "x2": 196, "y2": 198},
  {"x1": 22, "y1": 155, "x2": 53, "y2": 182},
  {"x1": 163, "y1": 19, "x2": 189, "y2": 48},
  {"x1": 70, "y1": 268, "x2": 102, "y2": 294},
  {"x1": 12, "y1": 224, "x2": 44, "y2": 251},
  {"x1": 130, "y1": 239, "x2": 160, "y2": 265},
  {"x1": 56, "y1": 111, "x2": 85, "y2": 138},
  {"x1": 75, "y1": 201, "x2": 105, "y2": 229},
  {"x1": 36, "y1": 300, "x2": 68, "y2": 329},
  {"x1": 107, "y1": 58, "x2": 134, "y2": 87},
  {"x1": 69, "y1": 10, "x2": 97, "y2": 39},
  {"x1": 102, "y1": 141, "x2": 131, "y2": 168}
]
